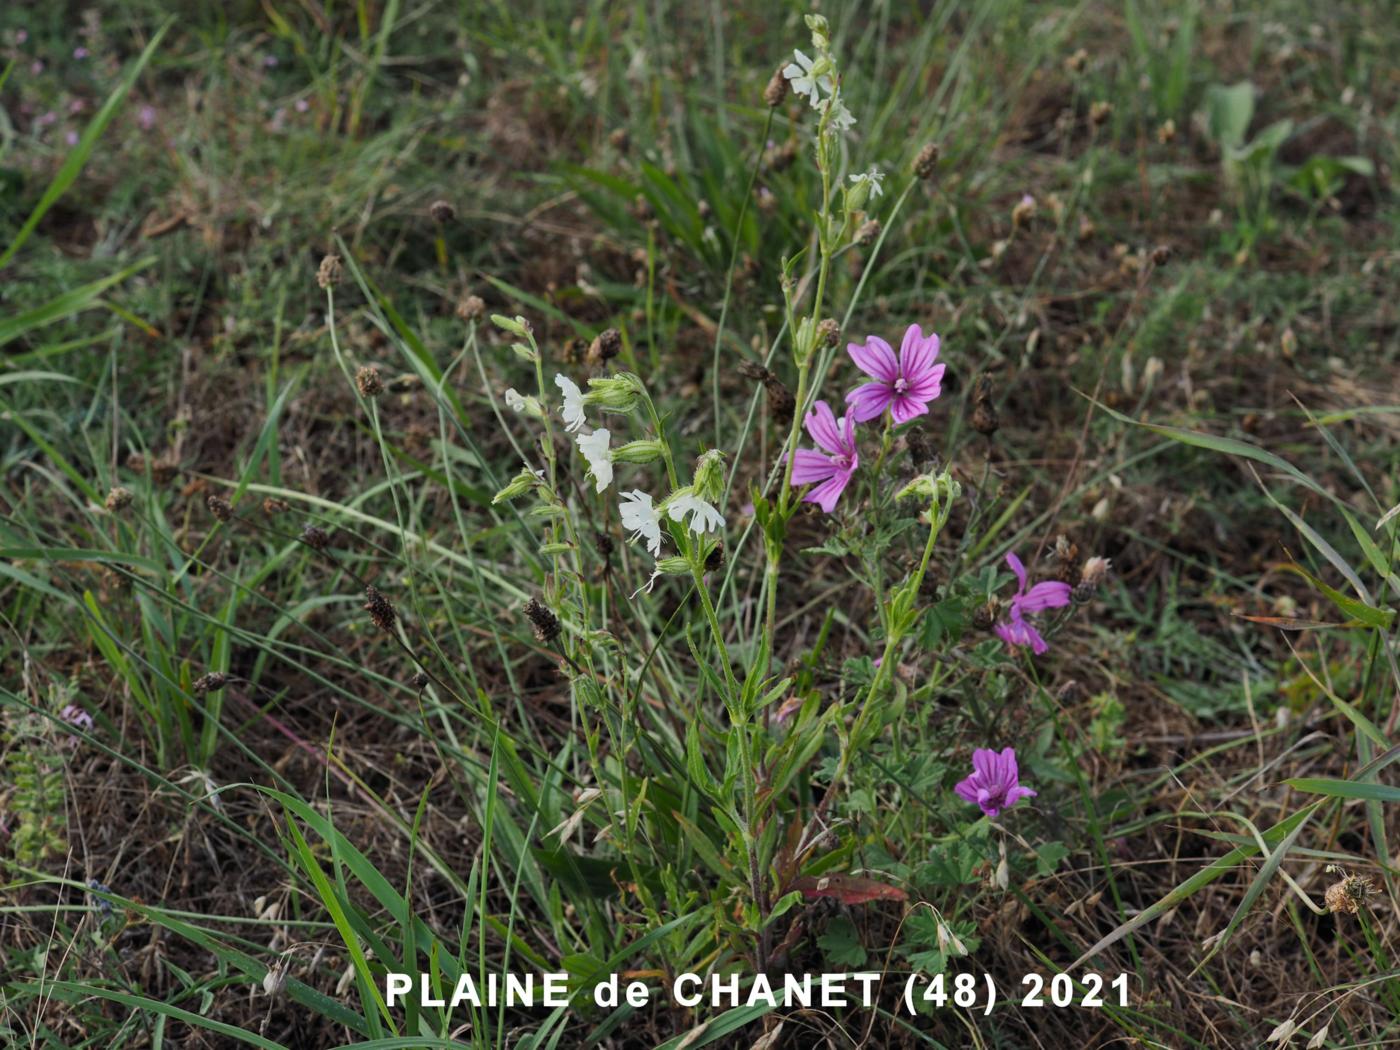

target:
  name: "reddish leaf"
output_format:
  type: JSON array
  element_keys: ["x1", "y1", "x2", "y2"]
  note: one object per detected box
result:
[{"x1": 791, "y1": 874, "x2": 907, "y2": 905}]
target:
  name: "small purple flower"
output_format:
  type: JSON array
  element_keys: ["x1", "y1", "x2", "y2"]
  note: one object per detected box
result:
[
  {"x1": 294, "y1": 98, "x2": 309, "y2": 113},
  {"x1": 845, "y1": 324, "x2": 946, "y2": 424},
  {"x1": 61, "y1": 704, "x2": 94, "y2": 733},
  {"x1": 64, "y1": 130, "x2": 79, "y2": 146},
  {"x1": 138, "y1": 104, "x2": 156, "y2": 131},
  {"x1": 994, "y1": 551, "x2": 1072, "y2": 655},
  {"x1": 73, "y1": 47, "x2": 89, "y2": 60},
  {"x1": 789, "y1": 400, "x2": 859, "y2": 513},
  {"x1": 955, "y1": 747, "x2": 1036, "y2": 818}
]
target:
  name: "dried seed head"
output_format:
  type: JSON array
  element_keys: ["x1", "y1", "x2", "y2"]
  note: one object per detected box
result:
[
  {"x1": 1325, "y1": 874, "x2": 1374, "y2": 915},
  {"x1": 524, "y1": 597, "x2": 562, "y2": 644},
  {"x1": 193, "y1": 671, "x2": 229, "y2": 695},
  {"x1": 263, "y1": 497, "x2": 290, "y2": 515},
  {"x1": 409, "y1": 670, "x2": 430, "y2": 689},
  {"x1": 1089, "y1": 100, "x2": 1113, "y2": 126},
  {"x1": 1157, "y1": 118, "x2": 1177, "y2": 144},
  {"x1": 1151, "y1": 243, "x2": 1172, "y2": 266},
  {"x1": 856, "y1": 218, "x2": 881, "y2": 246},
  {"x1": 972, "y1": 599, "x2": 1000, "y2": 631},
  {"x1": 817, "y1": 317, "x2": 841, "y2": 347},
  {"x1": 587, "y1": 327, "x2": 622, "y2": 366},
  {"x1": 316, "y1": 253, "x2": 343, "y2": 289},
  {"x1": 301, "y1": 524, "x2": 330, "y2": 551},
  {"x1": 609, "y1": 127, "x2": 630, "y2": 152},
  {"x1": 429, "y1": 199, "x2": 456, "y2": 224},
  {"x1": 704, "y1": 542, "x2": 725, "y2": 572},
  {"x1": 355, "y1": 365, "x2": 383, "y2": 398},
  {"x1": 457, "y1": 294, "x2": 487, "y2": 322},
  {"x1": 207, "y1": 494, "x2": 233, "y2": 522},
  {"x1": 763, "y1": 64, "x2": 789, "y2": 108},
  {"x1": 971, "y1": 399, "x2": 1000, "y2": 436},
  {"x1": 364, "y1": 586, "x2": 397, "y2": 633},
  {"x1": 1065, "y1": 48, "x2": 1089, "y2": 74},
  {"x1": 737, "y1": 359, "x2": 772, "y2": 383},
  {"x1": 763, "y1": 375, "x2": 795, "y2": 425},
  {"x1": 1077, "y1": 215, "x2": 1096, "y2": 241},
  {"x1": 105, "y1": 486, "x2": 133, "y2": 513},
  {"x1": 913, "y1": 143, "x2": 940, "y2": 180},
  {"x1": 1079, "y1": 556, "x2": 1113, "y2": 589}
]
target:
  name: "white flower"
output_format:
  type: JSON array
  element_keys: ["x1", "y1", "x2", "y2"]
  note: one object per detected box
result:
[
  {"x1": 820, "y1": 96, "x2": 856, "y2": 132},
  {"x1": 850, "y1": 167, "x2": 884, "y2": 198},
  {"x1": 782, "y1": 49, "x2": 831, "y2": 105},
  {"x1": 554, "y1": 374, "x2": 586, "y2": 432},
  {"x1": 666, "y1": 493, "x2": 725, "y2": 535},
  {"x1": 505, "y1": 388, "x2": 528, "y2": 411},
  {"x1": 629, "y1": 567, "x2": 662, "y2": 599},
  {"x1": 577, "y1": 428, "x2": 613, "y2": 492},
  {"x1": 620, "y1": 489, "x2": 663, "y2": 557}
]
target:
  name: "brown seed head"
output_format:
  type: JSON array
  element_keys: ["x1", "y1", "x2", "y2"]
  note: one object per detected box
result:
[
  {"x1": 457, "y1": 294, "x2": 487, "y2": 322},
  {"x1": 524, "y1": 597, "x2": 562, "y2": 644},
  {"x1": 609, "y1": 127, "x2": 630, "y2": 152},
  {"x1": 193, "y1": 671, "x2": 229, "y2": 695},
  {"x1": 971, "y1": 399, "x2": 1000, "y2": 437},
  {"x1": 206, "y1": 494, "x2": 233, "y2": 522},
  {"x1": 356, "y1": 365, "x2": 383, "y2": 398},
  {"x1": 595, "y1": 531, "x2": 615, "y2": 560},
  {"x1": 1080, "y1": 556, "x2": 1113, "y2": 589},
  {"x1": 364, "y1": 586, "x2": 397, "y2": 633},
  {"x1": 763, "y1": 65, "x2": 789, "y2": 108},
  {"x1": 1089, "y1": 100, "x2": 1113, "y2": 127},
  {"x1": 429, "y1": 199, "x2": 456, "y2": 224},
  {"x1": 764, "y1": 376, "x2": 795, "y2": 425},
  {"x1": 1151, "y1": 243, "x2": 1172, "y2": 266},
  {"x1": 913, "y1": 143, "x2": 940, "y2": 180},
  {"x1": 301, "y1": 524, "x2": 330, "y2": 551},
  {"x1": 316, "y1": 253, "x2": 343, "y2": 289},
  {"x1": 409, "y1": 670, "x2": 430, "y2": 690},
  {"x1": 817, "y1": 318, "x2": 840, "y2": 347},
  {"x1": 1325, "y1": 874, "x2": 1374, "y2": 915},
  {"x1": 1065, "y1": 48, "x2": 1089, "y2": 74},
  {"x1": 587, "y1": 327, "x2": 623, "y2": 366},
  {"x1": 105, "y1": 486, "x2": 134, "y2": 513},
  {"x1": 972, "y1": 599, "x2": 1000, "y2": 632},
  {"x1": 856, "y1": 218, "x2": 881, "y2": 246},
  {"x1": 704, "y1": 542, "x2": 725, "y2": 573},
  {"x1": 1157, "y1": 118, "x2": 1177, "y2": 144},
  {"x1": 263, "y1": 497, "x2": 290, "y2": 515},
  {"x1": 737, "y1": 360, "x2": 772, "y2": 383}
]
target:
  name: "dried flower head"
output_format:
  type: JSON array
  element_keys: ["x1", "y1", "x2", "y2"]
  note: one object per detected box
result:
[
  {"x1": 763, "y1": 64, "x2": 789, "y2": 108},
  {"x1": 409, "y1": 670, "x2": 430, "y2": 690},
  {"x1": 301, "y1": 523, "x2": 330, "y2": 550},
  {"x1": 817, "y1": 317, "x2": 841, "y2": 347},
  {"x1": 609, "y1": 127, "x2": 630, "y2": 152},
  {"x1": 316, "y1": 253, "x2": 343, "y2": 289},
  {"x1": 855, "y1": 218, "x2": 881, "y2": 245},
  {"x1": 206, "y1": 494, "x2": 233, "y2": 522},
  {"x1": 704, "y1": 542, "x2": 725, "y2": 572},
  {"x1": 193, "y1": 671, "x2": 229, "y2": 695},
  {"x1": 364, "y1": 586, "x2": 397, "y2": 633},
  {"x1": 1151, "y1": 243, "x2": 1172, "y2": 266},
  {"x1": 263, "y1": 497, "x2": 290, "y2": 515},
  {"x1": 429, "y1": 199, "x2": 456, "y2": 224},
  {"x1": 970, "y1": 374, "x2": 999, "y2": 437},
  {"x1": 1089, "y1": 100, "x2": 1113, "y2": 126},
  {"x1": 355, "y1": 365, "x2": 383, "y2": 398},
  {"x1": 105, "y1": 486, "x2": 133, "y2": 513},
  {"x1": 764, "y1": 375, "x2": 796, "y2": 425},
  {"x1": 1012, "y1": 193, "x2": 1036, "y2": 226},
  {"x1": 1157, "y1": 118, "x2": 1177, "y2": 144},
  {"x1": 1065, "y1": 48, "x2": 1088, "y2": 74},
  {"x1": 524, "y1": 597, "x2": 562, "y2": 644},
  {"x1": 737, "y1": 360, "x2": 772, "y2": 383},
  {"x1": 913, "y1": 142, "x2": 940, "y2": 180},
  {"x1": 457, "y1": 294, "x2": 487, "y2": 322},
  {"x1": 587, "y1": 327, "x2": 623, "y2": 366},
  {"x1": 1325, "y1": 873, "x2": 1374, "y2": 915},
  {"x1": 595, "y1": 531, "x2": 615, "y2": 561}
]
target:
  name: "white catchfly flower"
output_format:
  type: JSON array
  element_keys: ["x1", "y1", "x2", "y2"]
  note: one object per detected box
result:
[
  {"x1": 782, "y1": 49, "x2": 831, "y2": 105},
  {"x1": 505, "y1": 388, "x2": 527, "y2": 411},
  {"x1": 820, "y1": 96, "x2": 856, "y2": 132},
  {"x1": 577, "y1": 428, "x2": 613, "y2": 492},
  {"x1": 849, "y1": 167, "x2": 884, "y2": 199},
  {"x1": 620, "y1": 489, "x2": 663, "y2": 557},
  {"x1": 667, "y1": 493, "x2": 725, "y2": 535},
  {"x1": 554, "y1": 374, "x2": 586, "y2": 432}
]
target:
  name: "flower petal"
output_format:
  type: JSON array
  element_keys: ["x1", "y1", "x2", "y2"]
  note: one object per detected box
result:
[
  {"x1": 971, "y1": 748, "x2": 998, "y2": 780},
  {"x1": 845, "y1": 382, "x2": 892, "y2": 422},
  {"x1": 898, "y1": 325, "x2": 940, "y2": 380},
  {"x1": 1004, "y1": 785, "x2": 1037, "y2": 808},
  {"x1": 954, "y1": 777, "x2": 981, "y2": 804},
  {"x1": 847, "y1": 336, "x2": 899, "y2": 383},
  {"x1": 1019, "y1": 580, "x2": 1073, "y2": 613},
  {"x1": 1005, "y1": 551, "x2": 1028, "y2": 593},
  {"x1": 790, "y1": 449, "x2": 838, "y2": 485},
  {"x1": 907, "y1": 363, "x2": 946, "y2": 399},
  {"x1": 804, "y1": 400, "x2": 844, "y2": 455},
  {"x1": 803, "y1": 470, "x2": 852, "y2": 513},
  {"x1": 889, "y1": 395, "x2": 930, "y2": 424}
]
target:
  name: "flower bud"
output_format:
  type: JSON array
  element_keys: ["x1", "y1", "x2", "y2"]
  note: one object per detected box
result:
[
  {"x1": 913, "y1": 143, "x2": 940, "y2": 180},
  {"x1": 491, "y1": 314, "x2": 533, "y2": 339},
  {"x1": 691, "y1": 449, "x2": 726, "y2": 502},
  {"x1": 510, "y1": 341, "x2": 537, "y2": 363},
  {"x1": 655, "y1": 556, "x2": 691, "y2": 575},
  {"x1": 492, "y1": 467, "x2": 543, "y2": 505},
  {"x1": 584, "y1": 372, "x2": 645, "y2": 413},
  {"x1": 612, "y1": 439, "x2": 667, "y2": 464}
]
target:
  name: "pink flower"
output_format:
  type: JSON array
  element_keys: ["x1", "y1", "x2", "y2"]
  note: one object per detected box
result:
[
  {"x1": 845, "y1": 324, "x2": 946, "y2": 424},
  {"x1": 955, "y1": 747, "x2": 1036, "y2": 818},
  {"x1": 138, "y1": 104, "x2": 157, "y2": 130},
  {"x1": 789, "y1": 400, "x2": 859, "y2": 513},
  {"x1": 994, "y1": 551, "x2": 1071, "y2": 655}
]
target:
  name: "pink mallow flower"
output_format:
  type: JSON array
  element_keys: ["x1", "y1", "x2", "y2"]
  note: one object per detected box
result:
[
  {"x1": 955, "y1": 747, "x2": 1036, "y2": 818},
  {"x1": 994, "y1": 551, "x2": 1072, "y2": 655},
  {"x1": 845, "y1": 324, "x2": 946, "y2": 424},
  {"x1": 789, "y1": 400, "x2": 859, "y2": 512}
]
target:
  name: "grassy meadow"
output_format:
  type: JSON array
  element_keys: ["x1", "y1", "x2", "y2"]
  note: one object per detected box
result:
[{"x1": 3, "y1": 1, "x2": 1400, "y2": 1046}]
